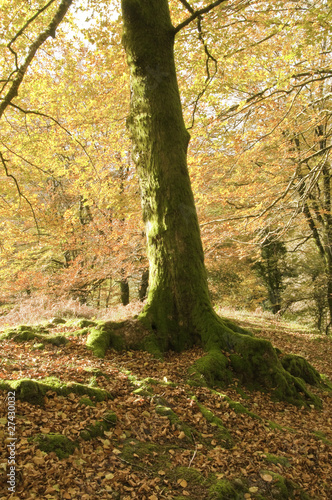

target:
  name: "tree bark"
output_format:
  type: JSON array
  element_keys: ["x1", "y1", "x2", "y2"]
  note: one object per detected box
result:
[
  {"x1": 122, "y1": 0, "x2": 211, "y2": 350},
  {"x1": 121, "y1": 0, "x2": 323, "y2": 406}
]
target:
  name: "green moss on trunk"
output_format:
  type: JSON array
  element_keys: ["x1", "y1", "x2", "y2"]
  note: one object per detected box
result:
[{"x1": 121, "y1": 0, "x2": 328, "y2": 408}]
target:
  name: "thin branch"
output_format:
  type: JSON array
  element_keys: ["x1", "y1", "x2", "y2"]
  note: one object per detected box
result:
[
  {"x1": 0, "y1": 0, "x2": 73, "y2": 119},
  {"x1": 175, "y1": 0, "x2": 229, "y2": 33},
  {"x1": 9, "y1": 103, "x2": 101, "y2": 181},
  {"x1": 187, "y1": 16, "x2": 218, "y2": 129},
  {"x1": 178, "y1": 0, "x2": 194, "y2": 14},
  {"x1": 1, "y1": 140, "x2": 54, "y2": 177},
  {"x1": 0, "y1": 150, "x2": 40, "y2": 235},
  {"x1": 5, "y1": 0, "x2": 56, "y2": 80}
]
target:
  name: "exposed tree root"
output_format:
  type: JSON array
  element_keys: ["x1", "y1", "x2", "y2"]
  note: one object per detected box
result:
[
  {"x1": 0, "y1": 377, "x2": 111, "y2": 405},
  {"x1": 139, "y1": 309, "x2": 326, "y2": 408}
]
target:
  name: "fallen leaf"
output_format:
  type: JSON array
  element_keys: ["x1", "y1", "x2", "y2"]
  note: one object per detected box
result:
[{"x1": 261, "y1": 473, "x2": 273, "y2": 482}]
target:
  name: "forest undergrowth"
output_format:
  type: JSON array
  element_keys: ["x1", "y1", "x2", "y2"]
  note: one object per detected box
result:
[{"x1": 0, "y1": 299, "x2": 331, "y2": 500}]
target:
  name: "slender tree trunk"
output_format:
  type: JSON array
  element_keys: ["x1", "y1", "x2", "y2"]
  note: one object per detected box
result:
[
  {"x1": 120, "y1": 277, "x2": 130, "y2": 306},
  {"x1": 121, "y1": 0, "x2": 322, "y2": 405},
  {"x1": 139, "y1": 268, "x2": 149, "y2": 301}
]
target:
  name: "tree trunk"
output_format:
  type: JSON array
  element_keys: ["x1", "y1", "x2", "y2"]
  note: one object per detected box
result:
[
  {"x1": 138, "y1": 268, "x2": 149, "y2": 301},
  {"x1": 122, "y1": 0, "x2": 211, "y2": 350},
  {"x1": 120, "y1": 271, "x2": 130, "y2": 306},
  {"x1": 121, "y1": 0, "x2": 323, "y2": 406}
]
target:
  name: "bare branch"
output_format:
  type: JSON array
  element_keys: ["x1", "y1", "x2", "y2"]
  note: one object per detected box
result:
[
  {"x1": 175, "y1": 0, "x2": 229, "y2": 33},
  {"x1": 0, "y1": 0, "x2": 73, "y2": 119},
  {"x1": 9, "y1": 103, "x2": 101, "y2": 181},
  {"x1": 0, "y1": 150, "x2": 40, "y2": 235}
]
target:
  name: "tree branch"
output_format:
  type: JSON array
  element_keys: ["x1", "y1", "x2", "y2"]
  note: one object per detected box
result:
[
  {"x1": 0, "y1": 0, "x2": 73, "y2": 119},
  {"x1": 0, "y1": 150, "x2": 40, "y2": 235},
  {"x1": 175, "y1": 0, "x2": 228, "y2": 33}
]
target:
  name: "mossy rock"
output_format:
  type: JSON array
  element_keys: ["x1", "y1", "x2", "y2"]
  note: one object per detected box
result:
[
  {"x1": 76, "y1": 319, "x2": 97, "y2": 328},
  {"x1": 83, "y1": 367, "x2": 109, "y2": 379},
  {"x1": 31, "y1": 343, "x2": 45, "y2": 351},
  {"x1": 49, "y1": 317, "x2": 67, "y2": 325},
  {"x1": 68, "y1": 328, "x2": 90, "y2": 337},
  {"x1": 30, "y1": 433, "x2": 78, "y2": 459},
  {"x1": 13, "y1": 325, "x2": 30, "y2": 332},
  {"x1": 132, "y1": 386, "x2": 154, "y2": 397},
  {"x1": 65, "y1": 381, "x2": 111, "y2": 401}
]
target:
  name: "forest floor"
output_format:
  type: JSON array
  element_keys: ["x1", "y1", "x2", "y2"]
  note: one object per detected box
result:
[{"x1": 0, "y1": 306, "x2": 331, "y2": 500}]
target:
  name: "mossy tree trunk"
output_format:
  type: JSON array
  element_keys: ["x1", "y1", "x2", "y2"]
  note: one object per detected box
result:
[
  {"x1": 122, "y1": 0, "x2": 211, "y2": 350},
  {"x1": 121, "y1": 0, "x2": 324, "y2": 405}
]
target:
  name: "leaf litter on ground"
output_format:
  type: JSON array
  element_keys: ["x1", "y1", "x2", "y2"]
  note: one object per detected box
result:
[{"x1": 0, "y1": 313, "x2": 331, "y2": 500}]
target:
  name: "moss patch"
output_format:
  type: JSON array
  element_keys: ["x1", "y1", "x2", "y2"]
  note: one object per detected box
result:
[
  {"x1": 263, "y1": 453, "x2": 291, "y2": 467},
  {"x1": 0, "y1": 377, "x2": 110, "y2": 405},
  {"x1": 79, "y1": 397, "x2": 95, "y2": 407},
  {"x1": 0, "y1": 327, "x2": 67, "y2": 346},
  {"x1": 281, "y1": 354, "x2": 322, "y2": 387},
  {"x1": 121, "y1": 440, "x2": 172, "y2": 470},
  {"x1": 30, "y1": 433, "x2": 78, "y2": 459},
  {"x1": 188, "y1": 349, "x2": 233, "y2": 387},
  {"x1": 80, "y1": 411, "x2": 117, "y2": 441},
  {"x1": 155, "y1": 405, "x2": 194, "y2": 442},
  {"x1": 192, "y1": 398, "x2": 233, "y2": 449},
  {"x1": 312, "y1": 430, "x2": 332, "y2": 445},
  {"x1": 211, "y1": 390, "x2": 261, "y2": 420},
  {"x1": 30, "y1": 342, "x2": 45, "y2": 351},
  {"x1": 259, "y1": 470, "x2": 311, "y2": 500},
  {"x1": 208, "y1": 478, "x2": 245, "y2": 500},
  {"x1": 86, "y1": 322, "x2": 125, "y2": 357}
]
